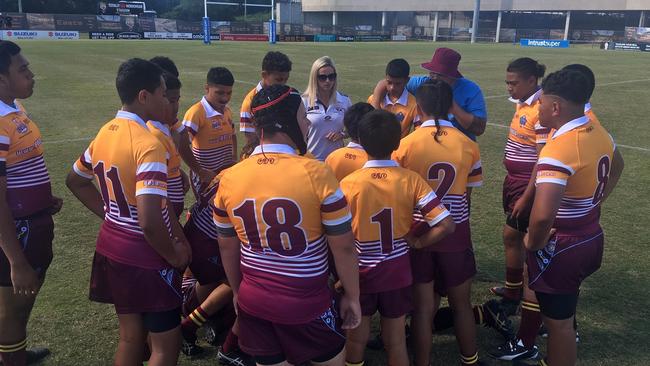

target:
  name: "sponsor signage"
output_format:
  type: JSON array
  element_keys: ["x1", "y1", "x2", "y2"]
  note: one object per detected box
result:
[
  {"x1": 355, "y1": 35, "x2": 390, "y2": 42},
  {"x1": 520, "y1": 39, "x2": 570, "y2": 48},
  {"x1": 89, "y1": 31, "x2": 142, "y2": 39},
  {"x1": 220, "y1": 33, "x2": 268, "y2": 41},
  {"x1": 391, "y1": 35, "x2": 407, "y2": 41},
  {"x1": 314, "y1": 34, "x2": 336, "y2": 42},
  {"x1": 278, "y1": 35, "x2": 314, "y2": 42},
  {"x1": 1, "y1": 30, "x2": 79, "y2": 40},
  {"x1": 336, "y1": 35, "x2": 354, "y2": 42},
  {"x1": 143, "y1": 32, "x2": 193, "y2": 39},
  {"x1": 604, "y1": 42, "x2": 649, "y2": 52},
  {"x1": 192, "y1": 33, "x2": 220, "y2": 41}
]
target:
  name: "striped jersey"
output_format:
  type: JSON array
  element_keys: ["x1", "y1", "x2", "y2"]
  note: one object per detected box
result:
[
  {"x1": 367, "y1": 89, "x2": 421, "y2": 137},
  {"x1": 239, "y1": 82, "x2": 262, "y2": 133},
  {"x1": 324, "y1": 141, "x2": 368, "y2": 181},
  {"x1": 147, "y1": 121, "x2": 184, "y2": 208},
  {"x1": 0, "y1": 100, "x2": 52, "y2": 218},
  {"x1": 183, "y1": 97, "x2": 235, "y2": 203},
  {"x1": 341, "y1": 160, "x2": 449, "y2": 293},
  {"x1": 504, "y1": 89, "x2": 547, "y2": 180},
  {"x1": 213, "y1": 143, "x2": 352, "y2": 324},
  {"x1": 536, "y1": 116, "x2": 615, "y2": 235},
  {"x1": 393, "y1": 119, "x2": 482, "y2": 252},
  {"x1": 73, "y1": 110, "x2": 171, "y2": 270}
]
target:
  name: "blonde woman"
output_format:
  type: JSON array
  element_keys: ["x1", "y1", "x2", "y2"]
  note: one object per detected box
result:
[{"x1": 302, "y1": 56, "x2": 352, "y2": 161}]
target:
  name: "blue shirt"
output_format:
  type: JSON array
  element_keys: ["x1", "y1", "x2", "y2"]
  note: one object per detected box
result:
[{"x1": 406, "y1": 76, "x2": 487, "y2": 141}]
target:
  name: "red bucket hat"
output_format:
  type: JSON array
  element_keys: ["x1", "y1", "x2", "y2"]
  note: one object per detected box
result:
[{"x1": 421, "y1": 47, "x2": 463, "y2": 79}]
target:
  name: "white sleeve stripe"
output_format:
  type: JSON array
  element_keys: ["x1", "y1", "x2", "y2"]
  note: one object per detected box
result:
[
  {"x1": 175, "y1": 124, "x2": 185, "y2": 133},
  {"x1": 213, "y1": 219, "x2": 234, "y2": 229},
  {"x1": 73, "y1": 164, "x2": 94, "y2": 179},
  {"x1": 182, "y1": 121, "x2": 199, "y2": 133},
  {"x1": 83, "y1": 148, "x2": 92, "y2": 162},
  {"x1": 537, "y1": 157, "x2": 575, "y2": 174},
  {"x1": 416, "y1": 191, "x2": 439, "y2": 210},
  {"x1": 0, "y1": 157, "x2": 5, "y2": 162},
  {"x1": 240, "y1": 112, "x2": 252, "y2": 118},
  {"x1": 135, "y1": 188, "x2": 167, "y2": 197},
  {"x1": 322, "y1": 188, "x2": 345, "y2": 205},
  {"x1": 471, "y1": 160, "x2": 482, "y2": 170},
  {"x1": 136, "y1": 162, "x2": 167, "y2": 175},
  {"x1": 467, "y1": 181, "x2": 483, "y2": 187},
  {"x1": 322, "y1": 213, "x2": 352, "y2": 226},
  {"x1": 427, "y1": 210, "x2": 450, "y2": 226},
  {"x1": 536, "y1": 178, "x2": 567, "y2": 186},
  {"x1": 0, "y1": 136, "x2": 9, "y2": 144}
]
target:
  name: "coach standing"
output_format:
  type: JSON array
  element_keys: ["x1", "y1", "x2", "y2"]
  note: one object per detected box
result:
[{"x1": 371, "y1": 47, "x2": 487, "y2": 140}]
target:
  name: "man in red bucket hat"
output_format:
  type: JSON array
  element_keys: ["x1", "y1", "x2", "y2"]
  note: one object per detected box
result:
[{"x1": 370, "y1": 47, "x2": 487, "y2": 141}]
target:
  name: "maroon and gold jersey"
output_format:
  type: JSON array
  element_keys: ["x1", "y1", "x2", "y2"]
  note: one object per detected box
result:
[
  {"x1": 367, "y1": 89, "x2": 421, "y2": 137},
  {"x1": 0, "y1": 100, "x2": 52, "y2": 218},
  {"x1": 73, "y1": 111, "x2": 171, "y2": 270},
  {"x1": 341, "y1": 160, "x2": 449, "y2": 293},
  {"x1": 393, "y1": 119, "x2": 482, "y2": 252},
  {"x1": 536, "y1": 116, "x2": 615, "y2": 235},
  {"x1": 147, "y1": 121, "x2": 184, "y2": 207},
  {"x1": 213, "y1": 143, "x2": 352, "y2": 324},
  {"x1": 504, "y1": 89, "x2": 547, "y2": 180},
  {"x1": 239, "y1": 82, "x2": 262, "y2": 133},
  {"x1": 324, "y1": 142, "x2": 368, "y2": 181}
]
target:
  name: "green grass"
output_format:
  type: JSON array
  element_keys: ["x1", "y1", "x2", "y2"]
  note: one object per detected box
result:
[{"x1": 14, "y1": 40, "x2": 649, "y2": 365}]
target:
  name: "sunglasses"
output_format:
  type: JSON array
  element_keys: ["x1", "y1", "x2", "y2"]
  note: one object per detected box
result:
[{"x1": 317, "y1": 73, "x2": 337, "y2": 81}]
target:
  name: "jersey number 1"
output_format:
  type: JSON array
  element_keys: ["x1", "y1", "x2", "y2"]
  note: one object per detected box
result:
[{"x1": 94, "y1": 161, "x2": 130, "y2": 217}]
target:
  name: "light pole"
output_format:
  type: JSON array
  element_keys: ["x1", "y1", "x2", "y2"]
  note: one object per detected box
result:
[{"x1": 470, "y1": 0, "x2": 480, "y2": 43}]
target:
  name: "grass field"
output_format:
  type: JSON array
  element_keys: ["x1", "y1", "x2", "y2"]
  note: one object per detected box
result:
[{"x1": 13, "y1": 40, "x2": 650, "y2": 365}]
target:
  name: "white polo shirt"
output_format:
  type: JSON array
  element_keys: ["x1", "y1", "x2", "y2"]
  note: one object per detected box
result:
[{"x1": 303, "y1": 91, "x2": 352, "y2": 161}]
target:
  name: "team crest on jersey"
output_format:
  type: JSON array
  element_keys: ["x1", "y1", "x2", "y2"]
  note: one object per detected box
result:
[
  {"x1": 12, "y1": 118, "x2": 29, "y2": 134},
  {"x1": 211, "y1": 120, "x2": 223, "y2": 129},
  {"x1": 395, "y1": 112, "x2": 405, "y2": 122},
  {"x1": 519, "y1": 115, "x2": 527, "y2": 126}
]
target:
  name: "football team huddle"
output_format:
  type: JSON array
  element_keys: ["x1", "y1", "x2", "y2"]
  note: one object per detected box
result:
[{"x1": 0, "y1": 40, "x2": 624, "y2": 366}]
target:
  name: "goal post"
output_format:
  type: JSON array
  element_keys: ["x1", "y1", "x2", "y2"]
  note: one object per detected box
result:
[{"x1": 202, "y1": 0, "x2": 275, "y2": 45}]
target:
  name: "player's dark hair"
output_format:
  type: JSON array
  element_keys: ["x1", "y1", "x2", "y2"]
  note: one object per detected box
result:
[
  {"x1": 252, "y1": 84, "x2": 305, "y2": 154},
  {"x1": 0, "y1": 41, "x2": 21, "y2": 75},
  {"x1": 344, "y1": 102, "x2": 374, "y2": 141},
  {"x1": 207, "y1": 67, "x2": 234, "y2": 87},
  {"x1": 562, "y1": 64, "x2": 595, "y2": 100},
  {"x1": 507, "y1": 57, "x2": 546, "y2": 80},
  {"x1": 116, "y1": 58, "x2": 163, "y2": 105},
  {"x1": 163, "y1": 72, "x2": 181, "y2": 91},
  {"x1": 149, "y1": 56, "x2": 179, "y2": 77},
  {"x1": 386, "y1": 58, "x2": 410, "y2": 79},
  {"x1": 358, "y1": 110, "x2": 401, "y2": 158},
  {"x1": 415, "y1": 79, "x2": 453, "y2": 142},
  {"x1": 262, "y1": 51, "x2": 292, "y2": 73},
  {"x1": 541, "y1": 69, "x2": 590, "y2": 105}
]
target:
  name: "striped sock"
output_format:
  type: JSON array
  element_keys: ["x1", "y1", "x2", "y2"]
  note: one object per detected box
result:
[
  {"x1": 461, "y1": 352, "x2": 479, "y2": 364},
  {"x1": 504, "y1": 267, "x2": 524, "y2": 300},
  {"x1": 517, "y1": 300, "x2": 542, "y2": 348},
  {"x1": 181, "y1": 306, "x2": 209, "y2": 340},
  {"x1": 0, "y1": 339, "x2": 27, "y2": 366},
  {"x1": 473, "y1": 304, "x2": 485, "y2": 325}
]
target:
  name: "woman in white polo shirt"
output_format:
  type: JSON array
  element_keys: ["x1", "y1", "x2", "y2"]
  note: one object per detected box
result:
[{"x1": 302, "y1": 56, "x2": 352, "y2": 161}]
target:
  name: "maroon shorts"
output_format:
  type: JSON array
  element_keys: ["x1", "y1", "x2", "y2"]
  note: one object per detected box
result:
[
  {"x1": 410, "y1": 248, "x2": 476, "y2": 297},
  {"x1": 89, "y1": 252, "x2": 182, "y2": 314},
  {"x1": 0, "y1": 213, "x2": 54, "y2": 287},
  {"x1": 502, "y1": 175, "x2": 529, "y2": 213},
  {"x1": 238, "y1": 303, "x2": 345, "y2": 365},
  {"x1": 183, "y1": 219, "x2": 225, "y2": 286},
  {"x1": 360, "y1": 286, "x2": 412, "y2": 318},
  {"x1": 527, "y1": 231, "x2": 604, "y2": 294}
]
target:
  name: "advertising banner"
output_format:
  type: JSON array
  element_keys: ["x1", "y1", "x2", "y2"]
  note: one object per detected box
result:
[
  {"x1": 220, "y1": 34, "x2": 268, "y2": 41},
  {"x1": 1, "y1": 30, "x2": 79, "y2": 40},
  {"x1": 88, "y1": 31, "x2": 143, "y2": 39},
  {"x1": 278, "y1": 35, "x2": 314, "y2": 42},
  {"x1": 520, "y1": 39, "x2": 570, "y2": 48},
  {"x1": 604, "y1": 42, "x2": 649, "y2": 52},
  {"x1": 314, "y1": 34, "x2": 336, "y2": 42},
  {"x1": 144, "y1": 32, "x2": 193, "y2": 40}
]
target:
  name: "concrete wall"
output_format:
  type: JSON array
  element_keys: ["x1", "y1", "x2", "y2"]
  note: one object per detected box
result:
[
  {"x1": 302, "y1": 0, "x2": 650, "y2": 12},
  {"x1": 277, "y1": 1, "x2": 304, "y2": 24}
]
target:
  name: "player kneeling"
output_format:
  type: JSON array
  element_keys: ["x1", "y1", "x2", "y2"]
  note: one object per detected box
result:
[
  {"x1": 341, "y1": 110, "x2": 455, "y2": 366},
  {"x1": 213, "y1": 85, "x2": 361, "y2": 366}
]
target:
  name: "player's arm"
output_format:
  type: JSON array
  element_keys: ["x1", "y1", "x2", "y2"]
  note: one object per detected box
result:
[
  {"x1": 217, "y1": 235, "x2": 242, "y2": 294},
  {"x1": 601, "y1": 148, "x2": 624, "y2": 204},
  {"x1": 450, "y1": 101, "x2": 487, "y2": 136},
  {"x1": 511, "y1": 143, "x2": 545, "y2": 218},
  {"x1": 526, "y1": 182, "x2": 564, "y2": 251},
  {"x1": 66, "y1": 169, "x2": 105, "y2": 218},
  {"x1": 370, "y1": 79, "x2": 388, "y2": 109},
  {"x1": 137, "y1": 194, "x2": 189, "y2": 269},
  {"x1": 0, "y1": 177, "x2": 39, "y2": 295},
  {"x1": 410, "y1": 216, "x2": 455, "y2": 249},
  {"x1": 232, "y1": 131, "x2": 238, "y2": 164},
  {"x1": 327, "y1": 230, "x2": 361, "y2": 329}
]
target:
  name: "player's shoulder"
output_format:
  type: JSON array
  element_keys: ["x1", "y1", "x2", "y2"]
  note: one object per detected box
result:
[{"x1": 184, "y1": 100, "x2": 205, "y2": 117}]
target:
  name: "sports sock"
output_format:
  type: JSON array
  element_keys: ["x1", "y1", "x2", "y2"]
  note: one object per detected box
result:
[
  {"x1": 504, "y1": 267, "x2": 524, "y2": 300},
  {"x1": 517, "y1": 300, "x2": 542, "y2": 348},
  {"x1": 345, "y1": 361, "x2": 364, "y2": 366},
  {"x1": 473, "y1": 304, "x2": 486, "y2": 326},
  {"x1": 0, "y1": 339, "x2": 27, "y2": 366},
  {"x1": 221, "y1": 329, "x2": 239, "y2": 354},
  {"x1": 181, "y1": 306, "x2": 209, "y2": 340},
  {"x1": 460, "y1": 352, "x2": 479, "y2": 365}
]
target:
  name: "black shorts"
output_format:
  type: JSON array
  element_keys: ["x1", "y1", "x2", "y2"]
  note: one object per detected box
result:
[
  {"x1": 506, "y1": 214, "x2": 529, "y2": 233},
  {"x1": 536, "y1": 291, "x2": 579, "y2": 320},
  {"x1": 0, "y1": 212, "x2": 54, "y2": 287}
]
